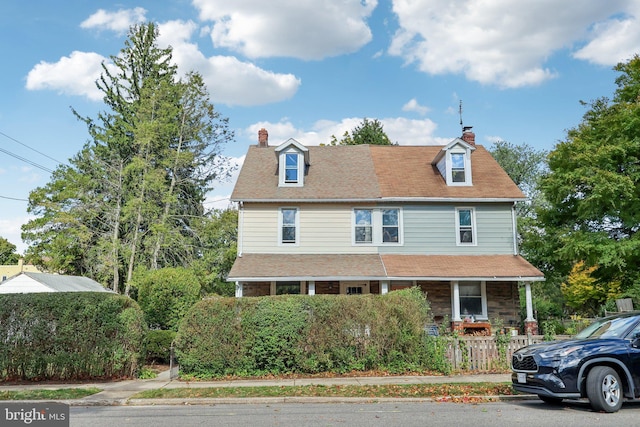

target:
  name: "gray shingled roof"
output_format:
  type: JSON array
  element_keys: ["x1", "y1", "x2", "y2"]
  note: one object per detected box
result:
[
  {"x1": 22, "y1": 272, "x2": 112, "y2": 292},
  {"x1": 231, "y1": 144, "x2": 525, "y2": 202},
  {"x1": 227, "y1": 254, "x2": 543, "y2": 281}
]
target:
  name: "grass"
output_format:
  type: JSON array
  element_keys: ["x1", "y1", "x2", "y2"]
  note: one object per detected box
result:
[
  {"x1": 0, "y1": 388, "x2": 102, "y2": 400},
  {"x1": 133, "y1": 382, "x2": 514, "y2": 402}
]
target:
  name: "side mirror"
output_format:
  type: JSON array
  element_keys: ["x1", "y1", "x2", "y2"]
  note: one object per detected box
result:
[{"x1": 632, "y1": 333, "x2": 640, "y2": 349}]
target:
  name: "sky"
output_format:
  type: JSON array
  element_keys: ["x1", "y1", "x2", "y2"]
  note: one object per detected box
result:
[{"x1": 1, "y1": 0, "x2": 639, "y2": 254}]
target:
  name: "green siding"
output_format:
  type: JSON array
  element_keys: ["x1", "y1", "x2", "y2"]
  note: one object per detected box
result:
[{"x1": 380, "y1": 203, "x2": 515, "y2": 255}]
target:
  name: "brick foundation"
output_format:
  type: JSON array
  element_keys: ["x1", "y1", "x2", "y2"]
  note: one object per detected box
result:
[{"x1": 524, "y1": 320, "x2": 539, "y2": 335}]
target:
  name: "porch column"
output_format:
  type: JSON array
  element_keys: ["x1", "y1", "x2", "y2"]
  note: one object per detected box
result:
[
  {"x1": 270, "y1": 281, "x2": 276, "y2": 296},
  {"x1": 381, "y1": 280, "x2": 389, "y2": 294},
  {"x1": 524, "y1": 281, "x2": 538, "y2": 334},
  {"x1": 525, "y1": 282, "x2": 534, "y2": 321},
  {"x1": 451, "y1": 281, "x2": 462, "y2": 321},
  {"x1": 308, "y1": 281, "x2": 315, "y2": 295},
  {"x1": 235, "y1": 282, "x2": 243, "y2": 298},
  {"x1": 451, "y1": 281, "x2": 462, "y2": 331}
]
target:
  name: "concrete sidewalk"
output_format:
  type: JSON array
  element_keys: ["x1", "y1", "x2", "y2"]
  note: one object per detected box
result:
[{"x1": 0, "y1": 371, "x2": 522, "y2": 406}]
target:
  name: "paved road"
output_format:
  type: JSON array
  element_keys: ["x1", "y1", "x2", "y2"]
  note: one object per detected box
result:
[{"x1": 70, "y1": 400, "x2": 640, "y2": 427}]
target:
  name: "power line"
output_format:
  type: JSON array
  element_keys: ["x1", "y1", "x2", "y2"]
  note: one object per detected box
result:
[
  {"x1": 0, "y1": 145, "x2": 54, "y2": 173},
  {"x1": 0, "y1": 130, "x2": 66, "y2": 166},
  {"x1": 0, "y1": 194, "x2": 28, "y2": 202}
]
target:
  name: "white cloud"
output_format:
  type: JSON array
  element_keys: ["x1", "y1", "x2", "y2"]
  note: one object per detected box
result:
[
  {"x1": 25, "y1": 51, "x2": 108, "y2": 100},
  {"x1": 25, "y1": 20, "x2": 301, "y2": 106},
  {"x1": 193, "y1": 0, "x2": 376, "y2": 59},
  {"x1": 158, "y1": 20, "x2": 301, "y2": 106},
  {"x1": 402, "y1": 98, "x2": 430, "y2": 115},
  {"x1": 80, "y1": 7, "x2": 147, "y2": 33},
  {"x1": 243, "y1": 116, "x2": 447, "y2": 147},
  {"x1": 573, "y1": 2, "x2": 640, "y2": 65},
  {"x1": 389, "y1": 0, "x2": 635, "y2": 88}
]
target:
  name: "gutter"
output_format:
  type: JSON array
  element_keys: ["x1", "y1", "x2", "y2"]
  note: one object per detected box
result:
[{"x1": 231, "y1": 197, "x2": 526, "y2": 204}]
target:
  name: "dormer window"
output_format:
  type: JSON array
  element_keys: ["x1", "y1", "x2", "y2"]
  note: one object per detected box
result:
[
  {"x1": 432, "y1": 138, "x2": 475, "y2": 186},
  {"x1": 275, "y1": 138, "x2": 309, "y2": 187}
]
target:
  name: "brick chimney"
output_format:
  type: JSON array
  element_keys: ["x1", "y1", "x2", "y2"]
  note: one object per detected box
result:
[
  {"x1": 461, "y1": 126, "x2": 475, "y2": 145},
  {"x1": 258, "y1": 128, "x2": 268, "y2": 147}
]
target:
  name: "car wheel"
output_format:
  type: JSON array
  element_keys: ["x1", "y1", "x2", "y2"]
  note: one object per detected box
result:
[
  {"x1": 538, "y1": 395, "x2": 563, "y2": 405},
  {"x1": 586, "y1": 366, "x2": 623, "y2": 413}
]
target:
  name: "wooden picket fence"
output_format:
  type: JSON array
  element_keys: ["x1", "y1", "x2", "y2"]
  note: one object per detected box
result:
[{"x1": 445, "y1": 335, "x2": 571, "y2": 371}]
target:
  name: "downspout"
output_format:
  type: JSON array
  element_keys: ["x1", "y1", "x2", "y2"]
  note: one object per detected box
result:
[{"x1": 511, "y1": 202, "x2": 518, "y2": 255}]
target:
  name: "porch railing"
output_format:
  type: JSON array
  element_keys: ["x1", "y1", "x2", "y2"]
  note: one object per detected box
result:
[{"x1": 445, "y1": 335, "x2": 571, "y2": 371}]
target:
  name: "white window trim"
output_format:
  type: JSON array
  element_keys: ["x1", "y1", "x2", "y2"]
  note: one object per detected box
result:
[
  {"x1": 278, "y1": 207, "x2": 299, "y2": 246},
  {"x1": 278, "y1": 149, "x2": 304, "y2": 187},
  {"x1": 352, "y1": 207, "x2": 403, "y2": 246},
  {"x1": 451, "y1": 281, "x2": 488, "y2": 320},
  {"x1": 446, "y1": 149, "x2": 472, "y2": 186},
  {"x1": 455, "y1": 207, "x2": 477, "y2": 246}
]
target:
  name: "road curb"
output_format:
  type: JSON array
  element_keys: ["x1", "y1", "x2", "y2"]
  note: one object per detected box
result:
[{"x1": 118, "y1": 394, "x2": 538, "y2": 406}]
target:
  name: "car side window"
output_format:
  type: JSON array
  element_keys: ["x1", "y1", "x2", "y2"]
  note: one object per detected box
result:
[{"x1": 628, "y1": 323, "x2": 640, "y2": 341}]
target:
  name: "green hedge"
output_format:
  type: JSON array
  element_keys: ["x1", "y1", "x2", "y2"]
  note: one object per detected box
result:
[
  {"x1": 145, "y1": 329, "x2": 176, "y2": 364},
  {"x1": 0, "y1": 292, "x2": 146, "y2": 381},
  {"x1": 133, "y1": 267, "x2": 202, "y2": 331},
  {"x1": 175, "y1": 287, "x2": 448, "y2": 378}
]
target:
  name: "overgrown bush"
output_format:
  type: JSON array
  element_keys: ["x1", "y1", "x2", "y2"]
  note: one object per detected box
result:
[
  {"x1": 145, "y1": 330, "x2": 177, "y2": 364},
  {"x1": 0, "y1": 292, "x2": 146, "y2": 381},
  {"x1": 175, "y1": 287, "x2": 445, "y2": 378},
  {"x1": 133, "y1": 267, "x2": 201, "y2": 331}
]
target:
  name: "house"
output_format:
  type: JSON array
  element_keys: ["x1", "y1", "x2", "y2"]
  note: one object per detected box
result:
[
  {"x1": 0, "y1": 272, "x2": 113, "y2": 294},
  {"x1": 0, "y1": 259, "x2": 41, "y2": 282},
  {"x1": 227, "y1": 127, "x2": 544, "y2": 333}
]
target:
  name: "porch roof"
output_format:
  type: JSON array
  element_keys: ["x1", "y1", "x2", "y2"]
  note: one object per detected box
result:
[{"x1": 227, "y1": 254, "x2": 544, "y2": 282}]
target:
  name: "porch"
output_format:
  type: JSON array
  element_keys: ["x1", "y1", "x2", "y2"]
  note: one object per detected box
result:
[{"x1": 233, "y1": 279, "x2": 535, "y2": 333}]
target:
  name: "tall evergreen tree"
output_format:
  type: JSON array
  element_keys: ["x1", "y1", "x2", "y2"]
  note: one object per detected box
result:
[{"x1": 22, "y1": 23, "x2": 233, "y2": 294}]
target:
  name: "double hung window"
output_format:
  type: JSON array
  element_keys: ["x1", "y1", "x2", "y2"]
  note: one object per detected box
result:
[
  {"x1": 451, "y1": 153, "x2": 466, "y2": 183},
  {"x1": 456, "y1": 207, "x2": 476, "y2": 245},
  {"x1": 382, "y1": 209, "x2": 399, "y2": 243},
  {"x1": 353, "y1": 208, "x2": 401, "y2": 245},
  {"x1": 354, "y1": 209, "x2": 373, "y2": 243},
  {"x1": 280, "y1": 208, "x2": 298, "y2": 244},
  {"x1": 284, "y1": 153, "x2": 299, "y2": 183}
]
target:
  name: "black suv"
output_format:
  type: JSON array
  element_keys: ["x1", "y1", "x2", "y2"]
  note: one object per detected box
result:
[{"x1": 512, "y1": 312, "x2": 640, "y2": 412}]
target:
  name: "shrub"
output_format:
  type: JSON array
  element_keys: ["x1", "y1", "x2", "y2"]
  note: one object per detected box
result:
[
  {"x1": 175, "y1": 287, "x2": 440, "y2": 377},
  {"x1": 145, "y1": 329, "x2": 177, "y2": 364},
  {"x1": 0, "y1": 292, "x2": 146, "y2": 381},
  {"x1": 174, "y1": 297, "x2": 253, "y2": 377},
  {"x1": 133, "y1": 267, "x2": 201, "y2": 331}
]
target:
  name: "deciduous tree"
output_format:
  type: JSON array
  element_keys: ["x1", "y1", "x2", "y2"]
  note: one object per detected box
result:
[
  {"x1": 539, "y1": 54, "x2": 640, "y2": 302},
  {"x1": 0, "y1": 237, "x2": 20, "y2": 264},
  {"x1": 330, "y1": 118, "x2": 393, "y2": 145}
]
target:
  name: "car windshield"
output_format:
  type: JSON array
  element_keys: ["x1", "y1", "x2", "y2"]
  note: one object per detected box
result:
[{"x1": 575, "y1": 315, "x2": 639, "y2": 339}]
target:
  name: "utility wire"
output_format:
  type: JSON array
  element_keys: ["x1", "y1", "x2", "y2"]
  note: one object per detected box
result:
[
  {"x1": 0, "y1": 130, "x2": 66, "y2": 166},
  {"x1": 0, "y1": 130, "x2": 62, "y2": 200},
  {"x1": 0, "y1": 145, "x2": 54, "y2": 173},
  {"x1": 0, "y1": 194, "x2": 28, "y2": 202}
]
